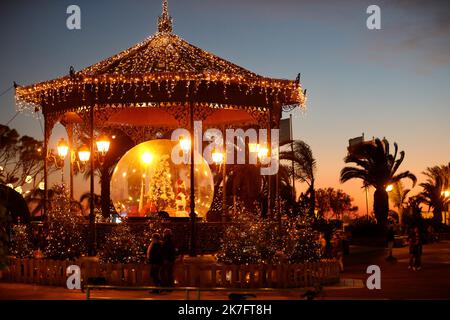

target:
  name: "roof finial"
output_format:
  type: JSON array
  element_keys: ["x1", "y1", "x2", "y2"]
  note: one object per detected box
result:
[{"x1": 157, "y1": 0, "x2": 173, "y2": 33}]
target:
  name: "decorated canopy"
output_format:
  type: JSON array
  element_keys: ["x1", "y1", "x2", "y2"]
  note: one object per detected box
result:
[{"x1": 15, "y1": 0, "x2": 306, "y2": 132}]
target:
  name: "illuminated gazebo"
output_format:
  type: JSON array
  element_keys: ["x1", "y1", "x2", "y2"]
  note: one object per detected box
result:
[{"x1": 15, "y1": 0, "x2": 306, "y2": 255}]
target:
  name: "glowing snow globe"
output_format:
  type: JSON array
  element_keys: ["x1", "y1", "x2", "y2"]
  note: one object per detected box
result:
[{"x1": 110, "y1": 139, "x2": 214, "y2": 219}]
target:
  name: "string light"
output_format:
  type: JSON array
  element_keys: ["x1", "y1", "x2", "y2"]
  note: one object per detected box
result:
[
  {"x1": 217, "y1": 200, "x2": 322, "y2": 265},
  {"x1": 15, "y1": 1, "x2": 306, "y2": 116},
  {"x1": 44, "y1": 184, "x2": 86, "y2": 260}
]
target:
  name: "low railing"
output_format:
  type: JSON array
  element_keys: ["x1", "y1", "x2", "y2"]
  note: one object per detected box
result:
[
  {"x1": 438, "y1": 233, "x2": 450, "y2": 240},
  {"x1": 2, "y1": 257, "x2": 340, "y2": 289},
  {"x1": 85, "y1": 285, "x2": 312, "y2": 300}
]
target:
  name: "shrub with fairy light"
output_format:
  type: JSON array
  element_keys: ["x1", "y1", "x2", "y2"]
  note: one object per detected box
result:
[
  {"x1": 287, "y1": 224, "x2": 322, "y2": 263},
  {"x1": 217, "y1": 202, "x2": 323, "y2": 265},
  {"x1": 43, "y1": 185, "x2": 86, "y2": 260},
  {"x1": 217, "y1": 202, "x2": 281, "y2": 264},
  {"x1": 135, "y1": 218, "x2": 165, "y2": 258},
  {"x1": 100, "y1": 222, "x2": 143, "y2": 264},
  {"x1": 10, "y1": 224, "x2": 34, "y2": 258}
]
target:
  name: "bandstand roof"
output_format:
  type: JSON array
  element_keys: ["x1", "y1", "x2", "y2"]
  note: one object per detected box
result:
[{"x1": 15, "y1": 0, "x2": 306, "y2": 128}]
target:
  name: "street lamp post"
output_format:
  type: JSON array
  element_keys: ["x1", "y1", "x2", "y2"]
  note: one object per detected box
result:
[
  {"x1": 139, "y1": 152, "x2": 153, "y2": 214},
  {"x1": 212, "y1": 149, "x2": 226, "y2": 221},
  {"x1": 447, "y1": 163, "x2": 450, "y2": 225},
  {"x1": 365, "y1": 186, "x2": 369, "y2": 219},
  {"x1": 441, "y1": 164, "x2": 450, "y2": 225},
  {"x1": 56, "y1": 138, "x2": 69, "y2": 183},
  {"x1": 88, "y1": 105, "x2": 95, "y2": 256},
  {"x1": 441, "y1": 190, "x2": 450, "y2": 225},
  {"x1": 86, "y1": 132, "x2": 111, "y2": 256},
  {"x1": 249, "y1": 143, "x2": 270, "y2": 217},
  {"x1": 43, "y1": 138, "x2": 68, "y2": 194},
  {"x1": 179, "y1": 129, "x2": 195, "y2": 256},
  {"x1": 47, "y1": 129, "x2": 110, "y2": 257},
  {"x1": 49, "y1": 139, "x2": 90, "y2": 185},
  {"x1": 386, "y1": 184, "x2": 394, "y2": 224}
]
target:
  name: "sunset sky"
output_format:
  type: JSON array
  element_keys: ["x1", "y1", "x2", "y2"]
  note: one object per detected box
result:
[{"x1": 1, "y1": 0, "x2": 449, "y2": 215}]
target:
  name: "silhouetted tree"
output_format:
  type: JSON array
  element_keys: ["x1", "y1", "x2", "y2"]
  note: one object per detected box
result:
[
  {"x1": 0, "y1": 124, "x2": 55, "y2": 188},
  {"x1": 340, "y1": 138, "x2": 416, "y2": 229},
  {"x1": 315, "y1": 188, "x2": 357, "y2": 220},
  {"x1": 280, "y1": 140, "x2": 316, "y2": 216},
  {"x1": 418, "y1": 165, "x2": 449, "y2": 225},
  {"x1": 388, "y1": 181, "x2": 412, "y2": 226}
]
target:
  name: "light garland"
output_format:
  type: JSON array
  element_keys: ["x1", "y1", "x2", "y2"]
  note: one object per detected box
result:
[
  {"x1": 15, "y1": 1, "x2": 306, "y2": 116},
  {"x1": 100, "y1": 222, "x2": 143, "y2": 264},
  {"x1": 44, "y1": 184, "x2": 86, "y2": 260},
  {"x1": 10, "y1": 225, "x2": 34, "y2": 259},
  {"x1": 217, "y1": 201, "x2": 322, "y2": 265}
]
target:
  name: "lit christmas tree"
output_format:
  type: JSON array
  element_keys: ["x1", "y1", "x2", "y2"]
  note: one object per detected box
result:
[
  {"x1": 217, "y1": 202, "x2": 279, "y2": 264},
  {"x1": 217, "y1": 212, "x2": 260, "y2": 264},
  {"x1": 148, "y1": 155, "x2": 175, "y2": 212},
  {"x1": 10, "y1": 224, "x2": 34, "y2": 258},
  {"x1": 100, "y1": 222, "x2": 143, "y2": 264},
  {"x1": 206, "y1": 186, "x2": 223, "y2": 222},
  {"x1": 218, "y1": 202, "x2": 323, "y2": 264},
  {"x1": 287, "y1": 223, "x2": 322, "y2": 263},
  {"x1": 43, "y1": 185, "x2": 86, "y2": 260}
]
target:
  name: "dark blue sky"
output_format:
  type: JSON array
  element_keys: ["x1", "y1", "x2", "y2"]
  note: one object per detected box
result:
[{"x1": 1, "y1": 0, "x2": 449, "y2": 211}]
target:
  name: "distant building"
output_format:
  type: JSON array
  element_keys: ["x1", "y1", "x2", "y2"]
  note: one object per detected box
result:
[{"x1": 347, "y1": 133, "x2": 373, "y2": 155}]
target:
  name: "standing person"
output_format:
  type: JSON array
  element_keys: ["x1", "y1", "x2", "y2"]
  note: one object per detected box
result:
[
  {"x1": 318, "y1": 233, "x2": 327, "y2": 257},
  {"x1": 332, "y1": 233, "x2": 344, "y2": 272},
  {"x1": 413, "y1": 227, "x2": 422, "y2": 271},
  {"x1": 407, "y1": 227, "x2": 417, "y2": 270},
  {"x1": 146, "y1": 233, "x2": 163, "y2": 293},
  {"x1": 386, "y1": 225, "x2": 395, "y2": 260},
  {"x1": 161, "y1": 228, "x2": 177, "y2": 289}
]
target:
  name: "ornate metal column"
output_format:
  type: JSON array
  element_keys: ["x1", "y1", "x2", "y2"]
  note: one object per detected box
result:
[
  {"x1": 43, "y1": 114, "x2": 56, "y2": 218},
  {"x1": 189, "y1": 102, "x2": 196, "y2": 256},
  {"x1": 63, "y1": 122, "x2": 75, "y2": 200},
  {"x1": 267, "y1": 107, "x2": 272, "y2": 219},
  {"x1": 43, "y1": 116, "x2": 49, "y2": 218},
  {"x1": 222, "y1": 126, "x2": 227, "y2": 223},
  {"x1": 88, "y1": 103, "x2": 96, "y2": 256}
]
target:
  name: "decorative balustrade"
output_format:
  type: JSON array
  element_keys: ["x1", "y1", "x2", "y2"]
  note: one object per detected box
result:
[{"x1": 2, "y1": 257, "x2": 340, "y2": 289}]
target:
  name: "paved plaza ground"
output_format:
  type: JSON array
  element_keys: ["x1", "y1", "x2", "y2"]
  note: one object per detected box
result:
[{"x1": 1, "y1": 241, "x2": 449, "y2": 300}]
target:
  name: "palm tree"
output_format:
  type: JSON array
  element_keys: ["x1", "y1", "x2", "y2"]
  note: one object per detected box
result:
[
  {"x1": 226, "y1": 163, "x2": 263, "y2": 212},
  {"x1": 0, "y1": 184, "x2": 30, "y2": 223},
  {"x1": 280, "y1": 140, "x2": 316, "y2": 216},
  {"x1": 389, "y1": 181, "x2": 412, "y2": 226},
  {"x1": 340, "y1": 138, "x2": 416, "y2": 229},
  {"x1": 79, "y1": 191, "x2": 101, "y2": 217},
  {"x1": 24, "y1": 187, "x2": 54, "y2": 219},
  {"x1": 418, "y1": 165, "x2": 449, "y2": 225},
  {"x1": 213, "y1": 139, "x2": 315, "y2": 218},
  {"x1": 277, "y1": 164, "x2": 296, "y2": 207},
  {"x1": 210, "y1": 139, "x2": 263, "y2": 215}
]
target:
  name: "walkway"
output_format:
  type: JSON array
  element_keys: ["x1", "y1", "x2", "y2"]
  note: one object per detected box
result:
[{"x1": 1, "y1": 241, "x2": 449, "y2": 300}]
